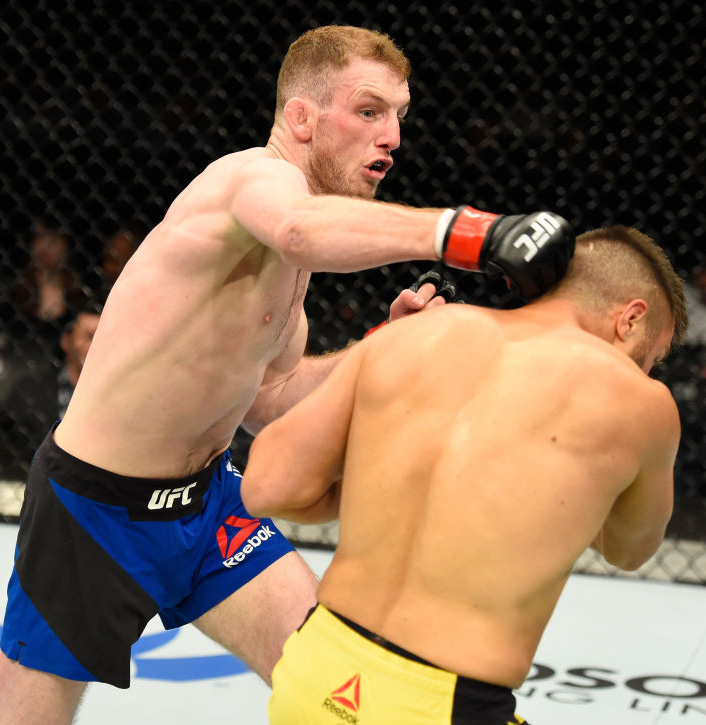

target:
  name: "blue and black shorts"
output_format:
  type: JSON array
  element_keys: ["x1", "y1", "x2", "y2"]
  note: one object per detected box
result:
[{"x1": 0, "y1": 426, "x2": 294, "y2": 688}]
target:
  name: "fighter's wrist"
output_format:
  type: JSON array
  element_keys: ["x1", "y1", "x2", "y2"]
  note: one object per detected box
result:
[{"x1": 434, "y1": 208, "x2": 456, "y2": 259}]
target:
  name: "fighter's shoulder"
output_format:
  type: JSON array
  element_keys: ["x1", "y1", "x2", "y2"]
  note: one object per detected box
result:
[
  {"x1": 425, "y1": 303, "x2": 505, "y2": 341},
  {"x1": 415, "y1": 301, "x2": 498, "y2": 328},
  {"x1": 364, "y1": 304, "x2": 499, "y2": 361},
  {"x1": 610, "y1": 364, "x2": 680, "y2": 448},
  {"x1": 559, "y1": 332, "x2": 635, "y2": 379},
  {"x1": 206, "y1": 148, "x2": 307, "y2": 186},
  {"x1": 163, "y1": 149, "x2": 306, "y2": 221},
  {"x1": 571, "y1": 334, "x2": 676, "y2": 412},
  {"x1": 636, "y1": 372, "x2": 679, "y2": 425}
]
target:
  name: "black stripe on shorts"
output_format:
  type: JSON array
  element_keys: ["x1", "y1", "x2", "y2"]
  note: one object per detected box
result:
[{"x1": 15, "y1": 438, "x2": 160, "y2": 688}]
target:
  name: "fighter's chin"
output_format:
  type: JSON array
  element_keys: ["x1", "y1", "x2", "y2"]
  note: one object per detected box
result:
[
  {"x1": 315, "y1": 176, "x2": 378, "y2": 199},
  {"x1": 353, "y1": 179, "x2": 380, "y2": 199}
]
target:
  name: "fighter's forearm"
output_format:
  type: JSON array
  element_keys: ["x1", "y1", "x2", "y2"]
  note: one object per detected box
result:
[
  {"x1": 274, "y1": 196, "x2": 440, "y2": 273},
  {"x1": 268, "y1": 480, "x2": 342, "y2": 525},
  {"x1": 241, "y1": 421, "x2": 342, "y2": 523},
  {"x1": 592, "y1": 519, "x2": 667, "y2": 572},
  {"x1": 242, "y1": 347, "x2": 352, "y2": 434}
]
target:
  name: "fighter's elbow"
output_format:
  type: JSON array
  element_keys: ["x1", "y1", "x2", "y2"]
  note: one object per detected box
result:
[
  {"x1": 242, "y1": 484, "x2": 283, "y2": 520},
  {"x1": 604, "y1": 553, "x2": 645, "y2": 572},
  {"x1": 240, "y1": 466, "x2": 285, "y2": 518},
  {"x1": 274, "y1": 214, "x2": 322, "y2": 271},
  {"x1": 239, "y1": 479, "x2": 266, "y2": 517},
  {"x1": 601, "y1": 535, "x2": 663, "y2": 572},
  {"x1": 240, "y1": 466, "x2": 273, "y2": 518}
]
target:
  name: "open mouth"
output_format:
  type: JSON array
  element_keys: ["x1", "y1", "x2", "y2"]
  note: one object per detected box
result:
[{"x1": 366, "y1": 159, "x2": 391, "y2": 178}]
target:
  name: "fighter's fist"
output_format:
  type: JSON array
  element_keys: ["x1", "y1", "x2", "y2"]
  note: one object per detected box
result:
[
  {"x1": 437, "y1": 206, "x2": 575, "y2": 300},
  {"x1": 364, "y1": 270, "x2": 459, "y2": 337},
  {"x1": 409, "y1": 270, "x2": 461, "y2": 303}
]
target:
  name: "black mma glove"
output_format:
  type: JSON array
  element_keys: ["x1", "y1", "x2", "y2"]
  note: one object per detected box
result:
[
  {"x1": 409, "y1": 270, "x2": 462, "y2": 303},
  {"x1": 435, "y1": 205, "x2": 575, "y2": 300},
  {"x1": 364, "y1": 270, "x2": 461, "y2": 337}
]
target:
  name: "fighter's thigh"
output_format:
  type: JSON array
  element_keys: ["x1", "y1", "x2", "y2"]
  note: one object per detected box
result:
[
  {"x1": 0, "y1": 650, "x2": 86, "y2": 725},
  {"x1": 193, "y1": 550, "x2": 317, "y2": 684}
]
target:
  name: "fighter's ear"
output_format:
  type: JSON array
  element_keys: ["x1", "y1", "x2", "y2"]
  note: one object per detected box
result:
[
  {"x1": 615, "y1": 299, "x2": 648, "y2": 342},
  {"x1": 284, "y1": 97, "x2": 314, "y2": 142}
]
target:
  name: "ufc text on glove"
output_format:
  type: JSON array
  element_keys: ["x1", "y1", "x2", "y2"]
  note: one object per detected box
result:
[{"x1": 435, "y1": 205, "x2": 575, "y2": 300}]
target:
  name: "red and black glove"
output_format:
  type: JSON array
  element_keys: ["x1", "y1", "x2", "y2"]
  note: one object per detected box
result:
[{"x1": 436, "y1": 206, "x2": 575, "y2": 300}]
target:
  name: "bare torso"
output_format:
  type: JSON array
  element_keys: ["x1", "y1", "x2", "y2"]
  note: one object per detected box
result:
[
  {"x1": 56, "y1": 148, "x2": 310, "y2": 477},
  {"x1": 317, "y1": 304, "x2": 673, "y2": 687}
]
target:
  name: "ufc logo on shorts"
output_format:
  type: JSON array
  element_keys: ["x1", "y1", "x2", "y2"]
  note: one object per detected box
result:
[
  {"x1": 147, "y1": 482, "x2": 197, "y2": 510},
  {"x1": 514, "y1": 213, "x2": 562, "y2": 262}
]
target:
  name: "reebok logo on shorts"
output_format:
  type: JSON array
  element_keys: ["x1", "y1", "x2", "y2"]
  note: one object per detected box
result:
[
  {"x1": 216, "y1": 515, "x2": 275, "y2": 568},
  {"x1": 323, "y1": 673, "x2": 361, "y2": 723},
  {"x1": 332, "y1": 673, "x2": 361, "y2": 711}
]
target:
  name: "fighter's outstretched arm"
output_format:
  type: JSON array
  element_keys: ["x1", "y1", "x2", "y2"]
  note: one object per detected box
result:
[
  {"x1": 231, "y1": 157, "x2": 439, "y2": 273},
  {"x1": 241, "y1": 341, "x2": 367, "y2": 523},
  {"x1": 231, "y1": 157, "x2": 574, "y2": 299}
]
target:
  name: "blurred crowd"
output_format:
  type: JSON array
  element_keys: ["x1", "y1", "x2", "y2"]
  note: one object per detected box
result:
[{"x1": 0, "y1": 220, "x2": 140, "y2": 479}]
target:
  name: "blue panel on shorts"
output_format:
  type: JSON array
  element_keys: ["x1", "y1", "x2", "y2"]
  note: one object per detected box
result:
[
  {"x1": 48, "y1": 455, "x2": 294, "y2": 627},
  {"x1": 1, "y1": 566, "x2": 94, "y2": 682}
]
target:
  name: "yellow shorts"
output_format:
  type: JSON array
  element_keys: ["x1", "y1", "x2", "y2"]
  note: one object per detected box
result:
[{"x1": 268, "y1": 605, "x2": 528, "y2": 725}]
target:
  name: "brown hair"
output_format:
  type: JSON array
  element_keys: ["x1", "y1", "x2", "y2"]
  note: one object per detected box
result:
[
  {"x1": 275, "y1": 25, "x2": 411, "y2": 116},
  {"x1": 552, "y1": 225, "x2": 688, "y2": 349}
]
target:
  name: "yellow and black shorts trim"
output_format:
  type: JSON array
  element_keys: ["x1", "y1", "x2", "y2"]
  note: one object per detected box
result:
[{"x1": 268, "y1": 604, "x2": 530, "y2": 724}]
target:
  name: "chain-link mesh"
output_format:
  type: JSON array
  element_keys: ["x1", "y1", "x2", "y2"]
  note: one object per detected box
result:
[{"x1": 1, "y1": 2, "x2": 705, "y2": 582}]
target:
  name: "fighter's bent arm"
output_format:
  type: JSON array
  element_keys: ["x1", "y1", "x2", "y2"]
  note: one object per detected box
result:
[
  {"x1": 242, "y1": 311, "x2": 352, "y2": 435},
  {"x1": 593, "y1": 388, "x2": 680, "y2": 570},
  {"x1": 241, "y1": 341, "x2": 366, "y2": 523},
  {"x1": 242, "y1": 281, "x2": 445, "y2": 433}
]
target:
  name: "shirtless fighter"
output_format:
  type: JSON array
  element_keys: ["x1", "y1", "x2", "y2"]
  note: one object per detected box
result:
[
  {"x1": 0, "y1": 25, "x2": 573, "y2": 724},
  {"x1": 241, "y1": 226, "x2": 687, "y2": 724}
]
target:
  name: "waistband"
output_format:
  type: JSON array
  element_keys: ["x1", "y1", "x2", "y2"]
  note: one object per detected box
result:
[
  {"x1": 329, "y1": 607, "x2": 434, "y2": 666},
  {"x1": 31, "y1": 423, "x2": 227, "y2": 520},
  {"x1": 320, "y1": 605, "x2": 514, "y2": 702}
]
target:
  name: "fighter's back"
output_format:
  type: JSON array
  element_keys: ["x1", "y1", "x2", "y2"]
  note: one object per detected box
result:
[{"x1": 318, "y1": 302, "x2": 676, "y2": 687}]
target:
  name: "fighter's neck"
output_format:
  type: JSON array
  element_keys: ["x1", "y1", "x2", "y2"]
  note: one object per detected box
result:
[
  {"x1": 520, "y1": 297, "x2": 615, "y2": 343},
  {"x1": 265, "y1": 128, "x2": 302, "y2": 167}
]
